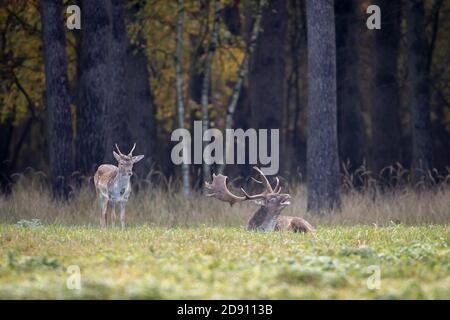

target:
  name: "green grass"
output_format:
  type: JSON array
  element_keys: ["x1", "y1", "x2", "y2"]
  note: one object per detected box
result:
[{"x1": 0, "y1": 224, "x2": 448, "y2": 299}]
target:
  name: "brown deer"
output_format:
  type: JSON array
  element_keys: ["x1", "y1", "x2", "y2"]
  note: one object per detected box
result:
[
  {"x1": 94, "y1": 143, "x2": 144, "y2": 230},
  {"x1": 205, "y1": 167, "x2": 314, "y2": 233}
]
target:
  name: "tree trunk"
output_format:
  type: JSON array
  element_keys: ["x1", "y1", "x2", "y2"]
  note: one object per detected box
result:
[
  {"x1": 40, "y1": 0, "x2": 74, "y2": 199},
  {"x1": 290, "y1": 0, "x2": 308, "y2": 179},
  {"x1": 406, "y1": 0, "x2": 433, "y2": 180},
  {"x1": 175, "y1": 0, "x2": 191, "y2": 195},
  {"x1": 0, "y1": 115, "x2": 14, "y2": 194},
  {"x1": 305, "y1": 0, "x2": 341, "y2": 213},
  {"x1": 126, "y1": 2, "x2": 157, "y2": 179},
  {"x1": 202, "y1": 0, "x2": 221, "y2": 188},
  {"x1": 371, "y1": 0, "x2": 402, "y2": 177},
  {"x1": 335, "y1": 0, "x2": 365, "y2": 171},
  {"x1": 222, "y1": 0, "x2": 241, "y2": 36},
  {"x1": 249, "y1": 0, "x2": 287, "y2": 130},
  {"x1": 219, "y1": 0, "x2": 265, "y2": 174},
  {"x1": 76, "y1": 0, "x2": 111, "y2": 176},
  {"x1": 249, "y1": 0, "x2": 287, "y2": 173},
  {"x1": 104, "y1": 0, "x2": 132, "y2": 164}
]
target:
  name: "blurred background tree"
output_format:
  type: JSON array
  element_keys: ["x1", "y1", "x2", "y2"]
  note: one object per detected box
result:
[{"x1": 0, "y1": 0, "x2": 449, "y2": 208}]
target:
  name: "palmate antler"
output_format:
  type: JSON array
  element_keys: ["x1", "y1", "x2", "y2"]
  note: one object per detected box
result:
[
  {"x1": 205, "y1": 167, "x2": 282, "y2": 206},
  {"x1": 205, "y1": 173, "x2": 246, "y2": 206}
]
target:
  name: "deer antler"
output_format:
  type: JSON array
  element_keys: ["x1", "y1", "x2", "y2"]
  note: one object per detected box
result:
[
  {"x1": 274, "y1": 177, "x2": 281, "y2": 193},
  {"x1": 205, "y1": 174, "x2": 246, "y2": 206},
  {"x1": 128, "y1": 143, "x2": 136, "y2": 156},
  {"x1": 115, "y1": 144, "x2": 124, "y2": 156},
  {"x1": 249, "y1": 169, "x2": 281, "y2": 193},
  {"x1": 252, "y1": 167, "x2": 274, "y2": 193},
  {"x1": 206, "y1": 167, "x2": 280, "y2": 205}
]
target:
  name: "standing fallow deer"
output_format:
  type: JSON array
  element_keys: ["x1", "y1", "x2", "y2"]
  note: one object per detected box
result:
[
  {"x1": 94, "y1": 143, "x2": 144, "y2": 230},
  {"x1": 205, "y1": 167, "x2": 314, "y2": 233}
]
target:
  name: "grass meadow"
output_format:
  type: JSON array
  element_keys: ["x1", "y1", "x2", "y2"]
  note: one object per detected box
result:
[{"x1": 0, "y1": 170, "x2": 449, "y2": 299}]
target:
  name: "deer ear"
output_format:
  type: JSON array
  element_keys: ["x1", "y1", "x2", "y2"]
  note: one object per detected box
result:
[
  {"x1": 113, "y1": 151, "x2": 121, "y2": 162},
  {"x1": 132, "y1": 155, "x2": 144, "y2": 163}
]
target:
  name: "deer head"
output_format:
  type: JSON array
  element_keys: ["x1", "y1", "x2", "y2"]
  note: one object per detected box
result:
[
  {"x1": 205, "y1": 167, "x2": 291, "y2": 231},
  {"x1": 113, "y1": 143, "x2": 144, "y2": 177}
]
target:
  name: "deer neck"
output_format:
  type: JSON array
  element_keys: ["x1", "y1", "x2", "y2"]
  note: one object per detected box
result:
[
  {"x1": 247, "y1": 207, "x2": 281, "y2": 232},
  {"x1": 116, "y1": 171, "x2": 130, "y2": 188}
]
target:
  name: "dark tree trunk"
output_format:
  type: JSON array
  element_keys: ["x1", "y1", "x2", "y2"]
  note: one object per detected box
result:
[
  {"x1": 371, "y1": 0, "x2": 402, "y2": 177},
  {"x1": 249, "y1": 0, "x2": 287, "y2": 132},
  {"x1": 202, "y1": 0, "x2": 221, "y2": 187},
  {"x1": 284, "y1": 0, "x2": 305, "y2": 178},
  {"x1": 76, "y1": 0, "x2": 111, "y2": 176},
  {"x1": 290, "y1": 0, "x2": 308, "y2": 178},
  {"x1": 406, "y1": 0, "x2": 433, "y2": 179},
  {"x1": 40, "y1": 0, "x2": 74, "y2": 199},
  {"x1": 220, "y1": 0, "x2": 265, "y2": 175},
  {"x1": 222, "y1": 0, "x2": 241, "y2": 36},
  {"x1": 335, "y1": 0, "x2": 365, "y2": 171},
  {"x1": 305, "y1": 0, "x2": 341, "y2": 213},
  {"x1": 0, "y1": 115, "x2": 14, "y2": 194},
  {"x1": 104, "y1": 0, "x2": 132, "y2": 164},
  {"x1": 126, "y1": 2, "x2": 157, "y2": 179},
  {"x1": 432, "y1": 92, "x2": 450, "y2": 172}
]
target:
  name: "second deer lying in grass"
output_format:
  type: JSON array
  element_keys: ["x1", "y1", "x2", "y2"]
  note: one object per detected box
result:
[{"x1": 205, "y1": 167, "x2": 314, "y2": 233}]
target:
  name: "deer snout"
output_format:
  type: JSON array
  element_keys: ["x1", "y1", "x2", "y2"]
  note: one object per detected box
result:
[{"x1": 280, "y1": 194, "x2": 291, "y2": 207}]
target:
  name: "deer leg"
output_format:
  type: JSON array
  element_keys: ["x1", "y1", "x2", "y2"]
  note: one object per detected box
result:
[
  {"x1": 110, "y1": 202, "x2": 117, "y2": 228},
  {"x1": 119, "y1": 201, "x2": 126, "y2": 231},
  {"x1": 99, "y1": 196, "x2": 108, "y2": 229}
]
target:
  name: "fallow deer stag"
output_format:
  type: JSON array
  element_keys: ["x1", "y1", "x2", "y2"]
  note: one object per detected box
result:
[
  {"x1": 205, "y1": 167, "x2": 314, "y2": 233},
  {"x1": 94, "y1": 143, "x2": 144, "y2": 230}
]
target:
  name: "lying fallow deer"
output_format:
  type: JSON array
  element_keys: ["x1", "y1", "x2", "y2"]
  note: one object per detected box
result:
[
  {"x1": 205, "y1": 167, "x2": 314, "y2": 233},
  {"x1": 94, "y1": 143, "x2": 144, "y2": 230}
]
